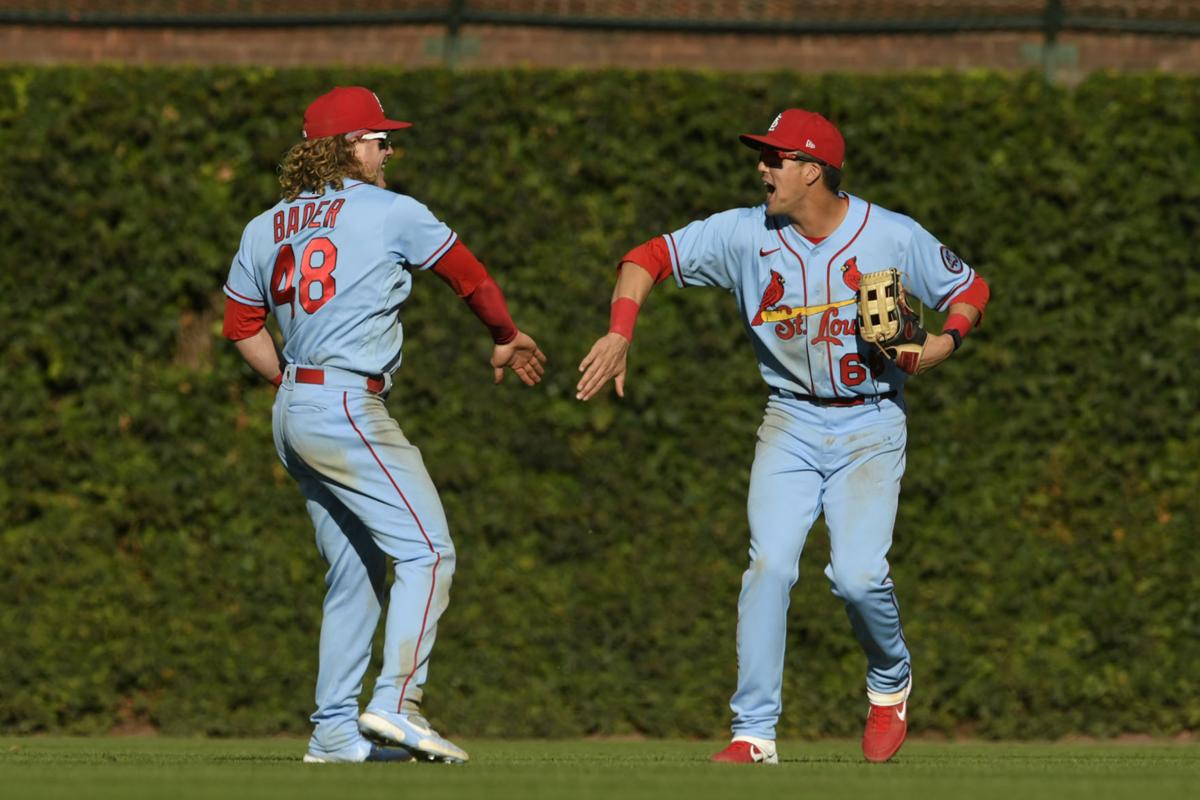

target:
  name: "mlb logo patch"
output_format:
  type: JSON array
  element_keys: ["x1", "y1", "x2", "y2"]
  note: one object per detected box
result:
[{"x1": 940, "y1": 245, "x2": 964, "y2": 274}]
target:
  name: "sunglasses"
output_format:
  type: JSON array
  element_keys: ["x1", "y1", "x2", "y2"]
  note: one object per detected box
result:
[
  {"x1": 360, "y1": 131, "x2": 393, "y2": 149},
  {"x1": 758, "y1": 148, "x2": 822, "y2": 168}
]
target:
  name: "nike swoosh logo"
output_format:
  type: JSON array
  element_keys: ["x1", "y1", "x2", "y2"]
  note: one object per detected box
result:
[
  {"x1": 896, "y1": 702, "x2": 907, "y2": 722},
  {"x1": 759, "y1": 247, "x2": 781, "y2": 257}
]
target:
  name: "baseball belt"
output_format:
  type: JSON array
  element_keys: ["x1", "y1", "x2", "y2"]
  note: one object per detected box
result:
[
  {"x1": 287, "y1": 364, "x2": 389, "y2": 395},
  {"x1": 770, "y1": 388, "x2": 897, "y2": 408}
]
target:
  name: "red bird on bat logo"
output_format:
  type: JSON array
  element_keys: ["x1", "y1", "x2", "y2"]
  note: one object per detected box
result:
[
  {"x1": 752, "y1": 270, "x2": 786, "y2": 326},
  {"x1": 841, "y1": 256, "x2": 862, "y2": 291}
]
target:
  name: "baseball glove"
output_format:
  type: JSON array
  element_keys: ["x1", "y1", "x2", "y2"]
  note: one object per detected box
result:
[{"x1": 856, "y1": 268, "x2": 927, "y2": 375}]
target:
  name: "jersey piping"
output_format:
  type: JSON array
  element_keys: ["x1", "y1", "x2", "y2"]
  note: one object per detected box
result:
[
  {"x1": 774, "y1": 225, "x2": 817, "y2": 396},
  {"x1": 937, "y1": 272, "x2": 975, "y2": 311},
  {"x1": 820, "y1": 201, "x2": 872, "y2": 398},
  {"x1": 666, "y1": 232, "x2": 685, "y2": 287},
  {"x1": 415, "y1": 230, "x2": 457, "y2": 270},
  {"x1": 225, "y1": 284, "x2": 264, "y2": 306}
]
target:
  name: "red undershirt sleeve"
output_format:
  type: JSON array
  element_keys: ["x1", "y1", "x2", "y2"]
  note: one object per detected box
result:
[
  {"x1": 948, "y1": 274, "x2": 990, "y2": 324},
  {"x1": 620, "y1": 238, "x2": 674, "y2": 284},
  {"x1": 430, "y1": 240, "x2": 489, "y2": 297},
  {"x1": 222, "y1": 297, "x2": 268, "y2": 341},
  {"x1": 430, "y1": 240, "x2": 518, "y2": 344}
]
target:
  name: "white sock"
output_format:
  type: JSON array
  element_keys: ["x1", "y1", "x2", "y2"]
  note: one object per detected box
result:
[
  {"x1": 867, "y1": 675, "x2": 913, "y2": 706},
  {"x1": 731, "y1": 735, "x2": 776, "y2": 753}
]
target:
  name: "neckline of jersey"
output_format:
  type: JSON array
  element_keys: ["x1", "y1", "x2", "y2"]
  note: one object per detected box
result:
[
  {"x1": 784, "y1": 193, "x2": 856, "y2": 251},
  {"x1": 295, "y1": 180, "x2": 368, "y2": 201}
]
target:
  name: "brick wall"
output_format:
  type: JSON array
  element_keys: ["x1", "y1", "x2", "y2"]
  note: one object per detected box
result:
[
  {"x1": 6, "y1": 1, "x2": 1198, "y2": 24},
  {"x1": 4, "y1": 23, "x2": 1199, "y2": 77},
  {"x1": 0, "y1": 24, "x2": 445, "y2": 66}
]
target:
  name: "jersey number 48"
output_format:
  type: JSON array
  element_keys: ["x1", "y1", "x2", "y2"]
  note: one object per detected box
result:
[{"x1": 270, "y1": 237, "x2": 338, "y2": 317}]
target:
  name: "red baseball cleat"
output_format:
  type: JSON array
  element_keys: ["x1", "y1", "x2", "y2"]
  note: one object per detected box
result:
[
  {"x1": 862, "y1": 699, "x2": 908, "y2": 763},
  {"x1": 710, "y1": 738, "x2": 778, "y2": 764}
]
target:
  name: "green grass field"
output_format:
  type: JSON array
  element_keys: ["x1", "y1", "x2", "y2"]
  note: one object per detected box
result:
[{"x1": 2, "y1": 738, "x2": 1198, "y2": 800}]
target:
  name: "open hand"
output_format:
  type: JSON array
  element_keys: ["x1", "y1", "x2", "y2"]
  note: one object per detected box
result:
[
  {"x1": 576, "y1": 332, "x2": 630, "y2": 401},
  {"x1": 491, "y1": 331, "x2": 547, "y2": 386}
]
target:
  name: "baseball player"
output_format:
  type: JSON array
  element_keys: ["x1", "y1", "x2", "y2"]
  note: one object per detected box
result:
[
  {"x1": 222, "y1": 86, "x2": 546, "y2": 764},
  {"x1": 576, "y1": 109, "x2": 990, "y2": 763}
]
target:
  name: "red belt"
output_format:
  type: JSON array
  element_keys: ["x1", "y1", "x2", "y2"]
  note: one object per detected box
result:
[{"x1": 294, "y1": 367, "x2": 386, "y2": 394}]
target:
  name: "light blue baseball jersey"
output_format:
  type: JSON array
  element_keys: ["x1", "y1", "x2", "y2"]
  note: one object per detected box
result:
[
  {"x1": 664, "y1": 193, "x2": 976, "y2": 399},
  {"x1": 224, "y1": 179, "x2": 457, "y2": 375}
]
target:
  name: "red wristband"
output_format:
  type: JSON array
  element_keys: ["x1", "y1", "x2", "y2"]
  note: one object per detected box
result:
[
  {"x1": 609, "y1": 297, "x2": 640, "y2": 343},
  {"x1": 270, "y1": 373, "x2": 283, "y2": 387},
  {"x1": 942, "y1": 313, "x2": 973, "y2": 339}
]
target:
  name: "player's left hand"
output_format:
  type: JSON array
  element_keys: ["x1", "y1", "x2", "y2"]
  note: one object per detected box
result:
[{"x1": 491, "y1": 331, "x2": 547, "y2": 386}]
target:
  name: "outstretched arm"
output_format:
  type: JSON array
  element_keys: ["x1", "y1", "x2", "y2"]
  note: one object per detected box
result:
[
  {"x1": 430, "y1": 241, "x2": 547, "y2": 386},
  {"x1": 575, "y1": 259, "x2": 658, "y2": 401}
]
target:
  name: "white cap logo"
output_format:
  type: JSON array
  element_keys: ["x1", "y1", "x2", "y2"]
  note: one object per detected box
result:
[
  {"x1": 767, "y1": 113, "x2": 782, "y2": 132},
  {"x1": 805, "y1": 138, "x2": 816, "y2": 149}
]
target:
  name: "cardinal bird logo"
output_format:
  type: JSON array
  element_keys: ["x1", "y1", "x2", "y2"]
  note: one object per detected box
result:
[
  {"x1": 841, "y1": 256, "x2": 863, "y2": 291},
  {"x1": 752, "y1": 270, "x2": 786, "y2": 326}
]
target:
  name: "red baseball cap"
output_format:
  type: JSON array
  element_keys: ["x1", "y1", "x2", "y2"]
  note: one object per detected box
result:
[
  {"x1": 302, "y1": 86, "x2": 412, "y2": 139},
  {"x1": 739, "y1": 109, "x2": 845, "y2": 169}
]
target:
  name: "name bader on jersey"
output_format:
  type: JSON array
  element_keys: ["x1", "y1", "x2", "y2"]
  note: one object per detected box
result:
[{"x1": 271, "y1": 199, "x2": 346, "y2": 242}]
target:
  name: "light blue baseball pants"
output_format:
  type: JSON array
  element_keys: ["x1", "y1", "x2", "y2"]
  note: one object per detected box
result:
[
  {"x1": 730, "y1": 393, "x2": 911, "y2": 740},
  {"x1": 273, "y1": 365, "x2": 455, "y2": 755}
]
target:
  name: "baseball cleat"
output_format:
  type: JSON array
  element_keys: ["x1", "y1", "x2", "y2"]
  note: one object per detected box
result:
[
  {"x1": 359, "y1": 710, "x2": 470, "y2": 764},
  {"x1": 303, "y1": 739, "x2": 415, "y2": 764},
  {"x1": 862, "y1": 699, "x2": 908, "y2": 763},
  {"x1": 710, "y1": 736, "x2": 779, "y2": 764}
]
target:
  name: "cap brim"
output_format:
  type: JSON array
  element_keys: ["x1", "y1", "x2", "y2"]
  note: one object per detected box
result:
[
  {"x1": 738, "y1": 133, "x2": 786, "y2": 150},
  {"x1": 375, "y1": 119, "x2": 413, "y2": 130}
]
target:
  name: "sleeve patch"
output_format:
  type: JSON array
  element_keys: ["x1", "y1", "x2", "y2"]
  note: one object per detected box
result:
[{"x1": 940, "y1": 246, "x2": 964, "y2": 274}]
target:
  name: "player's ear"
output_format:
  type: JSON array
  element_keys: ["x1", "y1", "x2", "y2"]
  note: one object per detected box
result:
[{"x1": 803, "y1": 162, "x2": 822, "y2": 187}]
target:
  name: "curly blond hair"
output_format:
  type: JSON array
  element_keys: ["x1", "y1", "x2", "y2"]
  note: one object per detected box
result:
[{"x1": 278, "y1": 135, "x2": 373, "y2": 202}]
